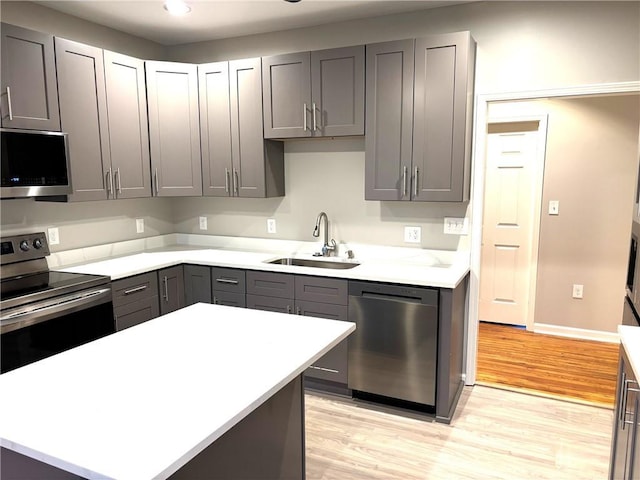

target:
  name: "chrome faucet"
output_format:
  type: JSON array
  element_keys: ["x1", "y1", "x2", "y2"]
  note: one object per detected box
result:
[{"x1": 312, "y1": 211, "x2": 336, "y2": 257}]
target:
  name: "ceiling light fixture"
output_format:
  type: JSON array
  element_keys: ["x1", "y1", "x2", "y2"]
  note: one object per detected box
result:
[{"x1": 163, "y1": 0, "x2": 191, "y2": 16}]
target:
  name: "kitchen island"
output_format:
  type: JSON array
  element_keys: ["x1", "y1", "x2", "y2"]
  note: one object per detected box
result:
[{"x1": 0, "y1": 303, "x2": 355, "y2": 479}]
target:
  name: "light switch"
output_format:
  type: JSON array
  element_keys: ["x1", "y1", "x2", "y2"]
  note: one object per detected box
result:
[
  {"x1": 267, "y1": 218, "x2": 277, "y2": 234},
  {"x1": 199, "y1": 216, "x2": 208, "y2": 230},
  {"x1": 136, "y1": 218, "x2": 144, "y2": 233},
  {"x1": 549, "y1": 200, "x2": 559, "y2": 215},
  {"x1": 47, "y1": 227, "x2": 60, "y2": 245}
]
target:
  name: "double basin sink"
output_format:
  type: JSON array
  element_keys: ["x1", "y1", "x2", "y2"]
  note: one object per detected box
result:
[{"x1": 266, "y1": 257, "x2": 360, "y2": 270}]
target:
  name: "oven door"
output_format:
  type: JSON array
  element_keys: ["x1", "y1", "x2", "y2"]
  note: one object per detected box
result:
[{"x1": 1, "y1": 287, "x2": 115, "y2": 373}]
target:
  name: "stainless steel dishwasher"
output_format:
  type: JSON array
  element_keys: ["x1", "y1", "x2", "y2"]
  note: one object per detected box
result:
[{"x1": 348, "y1": 281, "x2": 438, "y2": 409}]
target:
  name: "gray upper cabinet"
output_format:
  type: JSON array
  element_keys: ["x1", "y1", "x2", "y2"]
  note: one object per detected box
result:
[
  {"x1": 1, "y1": 23, "x2": 60, "y2": 131},
  {"x1": 364, "y1": 40, "x2": 415, "y2": 201},
  {"x1": 200, "y1": 58, "x2": 284, "y2": 198},
  {"x1": 104, "y1": 51, "x2": 152, "y2": 199},
  {"x1": 55, "y1": 38, "x2": 111, "y2": 202},
  {"x1": 412, "y1": 32, "x2": 475, "y2": 202},
  {"x1": 262, "y1": 46, "x2": 364, "y2": 139},
  {"x1": 146, "y1": 61, "x2": 202, "y2": 197},
  {"x1": 365, "y1": 32, "x2": 475, "y2": 202}
]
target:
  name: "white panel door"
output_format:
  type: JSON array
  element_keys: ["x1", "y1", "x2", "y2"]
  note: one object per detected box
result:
[{"x1": 479, "y1": 122, "x2": 542, "y2": 326}]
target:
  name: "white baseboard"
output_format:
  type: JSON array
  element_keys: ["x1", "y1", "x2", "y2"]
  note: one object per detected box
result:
[{"x1": 533, "y1": 323, "x2": 619, "y2": 343}]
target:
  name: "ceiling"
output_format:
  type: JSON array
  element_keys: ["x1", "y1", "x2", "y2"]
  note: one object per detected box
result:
[{"x1": 36, "y1": 0, "x2": 468, "y2": 46}]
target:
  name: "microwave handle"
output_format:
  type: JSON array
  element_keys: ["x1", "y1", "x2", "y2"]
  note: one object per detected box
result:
[{"x1": 6, "y1": 87, "x2": 13, "y2": 121}]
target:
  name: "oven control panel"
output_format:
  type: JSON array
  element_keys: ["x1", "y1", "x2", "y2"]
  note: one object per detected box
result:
[{"x1": 0, "y1": 232, "x2": 50, "y2": 265}]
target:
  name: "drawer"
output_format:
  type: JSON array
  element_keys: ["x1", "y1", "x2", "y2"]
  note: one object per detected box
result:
[
  {"x1": 246, "y1": 271, "x2": 294, "y2": 299},
  {"x1": 306, "y1": 340, "x2": 348, "y2": 384},
  {"x1": 295, "y1": 276, "x2": 348, "y2": 305},
  {"x1": 212, "y1": 290, "x2": 246, "y2": 308},
  {"x1": 112, "y1": 272, "x2": 158, "y2": 308},
  {"x1": 211, "y1": 267, "x2": 246, "y2": 294},
  {"x1": 295, "y1": 300, "x2": 348, "y2": 320},
  {"x1": 114, "y1": 296, "x2": 160, "y2": 331},
  {"x1": 246, "y1": 294, "x2": 293, "y2": 314}
]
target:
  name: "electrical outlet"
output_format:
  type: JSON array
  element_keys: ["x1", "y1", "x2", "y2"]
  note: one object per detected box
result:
[
  {"x1": 549, "y1": 200, "x2": 560, "y2": 215},
  {"x1": 267, "y1": 218, "x2": 277, "y2": 234},
  {"x1": 136, "y1": 218, "x2": 144, "y2": 234},
  {"x1": 404, "y1": 226, "x2": 421, "y2": 243},
  {"x1": 444, "y1": 217, "x2": 469, "y2": 235},
  {"x1": 572, "y1": 284, "x2": 584, "y2": 299},
  {"x1": 47, "y1": 227, "x2": 60, "y2": 245},
  {"x1": 199, "y1": 216, "x2": 208, "y2": 230}
]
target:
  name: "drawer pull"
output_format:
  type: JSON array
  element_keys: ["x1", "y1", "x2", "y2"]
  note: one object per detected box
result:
[
  {"x1": 216, "y1": 278, "x2": 239, "y2": 285},
  {"x1": 308, "y1": 365, "x2": 339, "y2": 374},
  {"x1": 123, "y1": 285, "x2": 148, "y2": 295}
]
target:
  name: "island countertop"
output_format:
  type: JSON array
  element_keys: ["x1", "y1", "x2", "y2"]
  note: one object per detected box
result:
[{"x1": 0, "y1": 303, "x2": 355, "y2": 480}]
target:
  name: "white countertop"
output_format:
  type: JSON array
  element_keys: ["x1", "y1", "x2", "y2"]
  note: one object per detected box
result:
[
  {"x1": 52, "y1": 234, "x2": 470, "y2": 289},
  {"x1": 0, "y1": 303, "x2": 355, "y2": 480},
  {"x1": 619, "y1": 325, "x2": 640, "y2": 380}
]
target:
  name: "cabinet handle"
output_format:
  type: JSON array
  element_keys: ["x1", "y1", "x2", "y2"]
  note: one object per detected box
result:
[
  {"x1": 308, "y1": 365, "x2": 339, "y2": 374},
  {"x1": 154, "y1": 168, "x2": 159, "y2": 196},
  {"x1": 116, "y1": 167, "x2": 122, "y2": 195},
  {"x1": 414, "y1": 166, "x2": 419, "y2": 197},
  {"x1": 621, "y1": 377, "x2": 637, "y2": 430},
  {"x1": 296, "y1": 306, "x2": 301, "y2": 315},
  {"x1": 216, "y1": 277, "x2": 239, "y2": 285},
  {"x1": 287, "y1": 305, "x2": 292, "y2": 314},
  {"x1": 213, "y1": 296, "x2": 218, "y2": 305},
  {"x1": 402, "y1": 165, "x2": 408, "y2": 198},
  {"x1": 163, "y1": 276, "x2": 169, "y2": 302},
  {"x1": 6, "y1": 86, "x2": 13, "y2": 121},
  {"x1": 224, "y1": 168, "x2": 230, "y2": 193},
  {"x1": 233, "y1": 169, "x2": 239, "y2": 195},
  {"x1": 124, "y1": 285, "x2": 147, "y2": 295},
  {"x1": 312, "y1": 102, "x2": 318, "y2": 131},
  {"x1": 106, "y1": 168, "x2": 113, "y2": 198},
  {"x1": 303, "y1": 103, "x2": 308, "y2": 131}
]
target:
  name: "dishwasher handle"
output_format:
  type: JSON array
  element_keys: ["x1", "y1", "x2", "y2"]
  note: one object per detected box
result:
[
  {"x1": 360, "y1": 291, "x2": 425, "y2": 304},
  {"x1": 349, "y1": 280, "x2": 438, "y2": 306}
]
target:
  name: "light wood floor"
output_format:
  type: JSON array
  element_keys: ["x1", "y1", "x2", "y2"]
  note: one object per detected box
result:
[
  {"x1": 476, "y1": 321, "x2": 620, "y2": 406},
  {"x1": 305, "y1": 386, "x2": 612, "y2": 479}
]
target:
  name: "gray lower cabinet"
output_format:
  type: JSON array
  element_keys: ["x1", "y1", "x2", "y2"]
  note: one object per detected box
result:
[
  {"x1": 246, "y1": 271, "x2": 295, "y2": 299},
  {"x1": 262, "y1": 46, "x2": 364, "y2": 139},
  {"x1": 103, "y1": 51, "x2": 152, "y2": 199},
  {"x1": 1, "y1": 23, "x2": 60, "y2": 131},
  {"x1": 199, "y1": 59, "x2": 284, "y2": 198},
  {"x1": 158, "y1": 265, "x2": 185, "y2": 315},
  {"x1": 610, "y1": 345, "x2": 640, "y2": 479},
  {"x1": 246, "y1": 294, "x2": 292, "y2": 314},
  {"x1": 55, "y1": 38, "x2": 111, "y2": 202},
  {"x1": 146, "y1": 61, "x2": 202, "y2": 197},
  {"x1": 184, "y1": 264, "x2": 212, "y2": 305},
  {"x1": 211, "y1": 267, "x2": 246, "y2": 307},
  {"x1": 112, "y1": 272, "x2": 160, "y2": 331},
  {"x1": 365, "y1": 32, "x2": 475, "y2": 202}
]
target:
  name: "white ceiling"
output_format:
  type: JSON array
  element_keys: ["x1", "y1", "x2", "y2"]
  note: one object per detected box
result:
[{"x1": 36, "y1": 0, "x2": 467, "y2": 46}]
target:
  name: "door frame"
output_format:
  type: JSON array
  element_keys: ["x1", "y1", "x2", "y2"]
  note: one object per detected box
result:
[
  {"x1": 465, "y1": 81, "x2": 640, "y2": 386},
  {"x1": 481, "y1": 114, "x2": 548, "y2": 331}
]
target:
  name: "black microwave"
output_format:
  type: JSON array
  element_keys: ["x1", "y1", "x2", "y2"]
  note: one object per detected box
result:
[{"x1": 1, "y1": 128, "x2": 72, "y2": 198}]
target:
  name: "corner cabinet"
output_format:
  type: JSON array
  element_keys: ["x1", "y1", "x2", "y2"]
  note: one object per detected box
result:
[
  {"x1": 365, "y1": 32, "x2": 476, "y2": 202},
  {"x1": 0, "y1": 23, "x2": 60, "y2": 131},
  {"x1": 146, "y1": 61, "x2": 202, "y2": 197},
  {"x1": 610, "y1": 345, "x2": 640, "y2": 479},
  {"x1": 199, "y1": 58, "x2": 284, "y2": 198},
  {"x1": 262, "y1": 46, "x2": 364, "y2": 138}
]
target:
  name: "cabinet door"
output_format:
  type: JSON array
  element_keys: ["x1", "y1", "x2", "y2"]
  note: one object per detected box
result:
[
  {"x1": 262, "y1": 52, "x2": 311, "y2": 139},
  {"x1": 103, "y1": 51, "x2": 151, "y2": 198},
  {"x1": 364, "y1": 40, "x2": 415, "y2": 201},
  {"x1": 246, "y1": 294, "x2": 293, "y2": 314},
  {"x1": 611, "y1": 347, "x2": 639, "y2": 480},
  {"x1": 114, "y1": 296, "x2": 160, "y2": 331},
  {"x1": 212, "y1": 291, "x2": 246, "y2": 308},
  {"x1": 199, "y1": 61, "x2": 233, "y2": 197},
  {"x1": 211, "y1": 267, "x2": 246, "y2": 294},
  {"x1": 295, "y1": 276, "x2": 348, "y2": 305},
  {"x1": 311, "y1": 46, "x2": 364, "y2": 137},
  {"x1": 112, "y1": 272, "x2": 158, "y2": 308},
  {"x1": 412, "y1": 32, "x2": 474, "y2": 202},
  {"x1": 146, "y1": 61, "x2": 202, "y2": 197},
  {"x1": 158, "y1": 266, "x2": 185, "y2": 315},
  {"x1": 55, "y1": 38, "x2": 111, "y2": 202},
  {"x1": 184, "y1": 265, "x2": 212, "y2": 306},
  {"x1": 1, "y1": 23, "x2": 60, "y2": 131},
  {"x1": 296, "y1": 299, "x2": 349, "y2": 384}
]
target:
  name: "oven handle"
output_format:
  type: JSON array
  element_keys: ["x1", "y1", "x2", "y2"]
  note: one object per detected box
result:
[{"x1": 0, "y1": 287, "x2": 112, "y2": 334}]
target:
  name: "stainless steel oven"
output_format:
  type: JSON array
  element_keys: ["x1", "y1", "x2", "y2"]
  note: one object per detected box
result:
[{"x1": 0, "y1": 232, "x2": 115, "y2": 374}]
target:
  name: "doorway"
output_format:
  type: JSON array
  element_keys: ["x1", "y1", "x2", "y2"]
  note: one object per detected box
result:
[{"x1": 479, "y1": 119, "x2": 546, "y2": 329}]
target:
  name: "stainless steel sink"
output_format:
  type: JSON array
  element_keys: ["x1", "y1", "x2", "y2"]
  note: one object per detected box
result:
[{"x1": 266, "y1": 257, "x2": 360, "y2": 270}]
